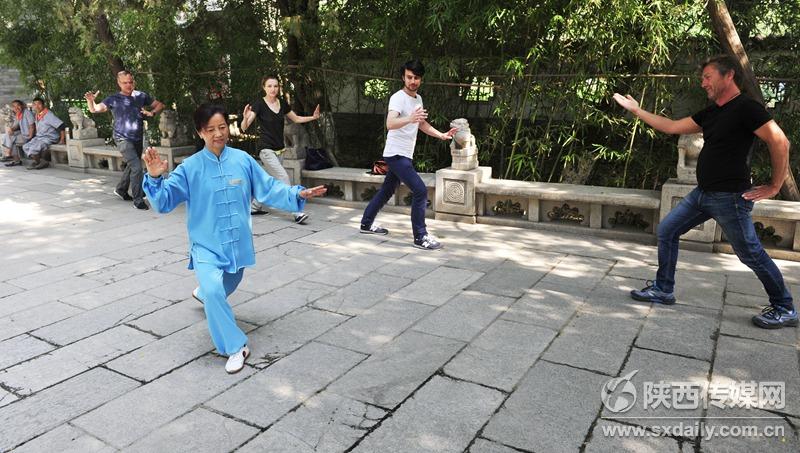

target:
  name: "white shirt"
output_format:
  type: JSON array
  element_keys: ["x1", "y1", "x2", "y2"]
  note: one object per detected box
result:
[{"x1": 383, "y1": 89, "x2": 423, "y2": 159}]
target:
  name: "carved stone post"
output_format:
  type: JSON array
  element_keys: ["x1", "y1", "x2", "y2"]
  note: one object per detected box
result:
[
  {"x1": 281, "y1": 119, "x2": 310, "y2": 185},
  {"x1": 154, "y1": 110, "x2": 195, "y2": 171},
  {"x1": 660, "y1": 133, "x2": 717, "y2": 249},
  {"x1": 65, "y1": 108, "x2": 103, "y2": 169},
  {"x1": 435, "y1": 119, "x2": 491, "y2": 223}
]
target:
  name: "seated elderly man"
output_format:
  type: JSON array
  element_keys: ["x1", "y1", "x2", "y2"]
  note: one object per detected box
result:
[
  {"x1": 2, "y1": 100, "x2": 36, "y2": 167},
  {"x1": 23, "y1": 97, "x2": 65, "y2": 170}
]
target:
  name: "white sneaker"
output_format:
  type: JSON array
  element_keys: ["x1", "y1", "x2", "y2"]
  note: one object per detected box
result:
[
  {"x1": 192, "y1": 287, "x2": 203, "y2": 304},
  {"x1": 225, "y1": 345, "x2": 250, "y2": 374}
]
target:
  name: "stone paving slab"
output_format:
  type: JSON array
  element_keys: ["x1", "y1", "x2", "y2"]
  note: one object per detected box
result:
[
  {"x1": 0, "y1": 301, "x2": 84, "y2": 342},
  {"x1": 105, "y1": 320, "x2": 254, "y2": 382},
  {"x1": 236, "y1": 258, "x2": 324, "y2": 295},
  {"x1": 585, "y1": 420, "x2": 683, "y2": 452},
  {"x1": 123, "y1": 407, "x2": 259, "y2": 453},
  {"x1": 33, "y1": 293, "x2": 171, "y2": 345},
  {"x1": 468, "y1": 438, "x2": 521, "y2": 453},
  {"x1": 393, "y1": 266, "x2": 484, "y2": 306},
  {"x1": 312, "y1": 273, "x2": 412, "y2": 316},
  {"x1": 720, "y1": 304, "x2": 799, "y2": 346},
  {"x1": 482, "y1": 361, "x2": 609, "y2": 452},
  {"x1": 10, "y1": 423, "x2": 114, "y2": 453},
  {"x1": 711, "y1": 335, "x2": 800, "y2": 418},
  {"x1": 700, "y1": 407, "x2": 799, "y2": 452},
  {"x1": 724, "y1": 291, "x2": 765, "y2": 309},
  {"x1": 327, "y1": 330, "x2": 465, "y2": 408},
  {"x1": 353, "y1": 375, "x2": 505, "y2": 453},
  {"x1": 500, "y1": 285, "x2": 584, "y2": 330},
  {"x1": 2, "y1": 167, "x2": 799, "y2": 452},
  {"x1": 413, "y1": 290, "x2": 515, "y2": 342},
  {"x1": 0, "y1": 277, "x2": 104, "y2": 318},
  {"x1": 126, "y1": 298, "x2": 207, "y2": 337},
  {"x1": 0, "y1": 325, "x2": 155, "y2": 395},
  {"x1": 206, "y1": 341, "x2": 365, "y2": 428},
  {"x1": 0, "y1": 387, "x2": 18, "y2": 408},
  {"x1": 319, "y1": 298, "x2": 433, "y2": 353},
  {"x1": 603, "y1": 348, "x2": 711, "y2": 431},
  {"x1": 542, "y1": 310, "x2": 643, "y2": 375},
  {"x1": 58, "y1": 270, "x2": 176, "y2": 311},
  {"x1": 0, "y1": 334, "x2": 55, "y2": 371},
  {"x1": 467, "y1": 259, "x2": 548, "y2": 297},
  {"x1": 444, "y1": 319, "x2": 556, "y2": 391},
  {"x1": 538, "y1": 255, "x2": 615, "y2": 289},
  {"x1": 374, "y1": 253, "x2": 443, "y2": 279},
  {"x1": 73, "y1": 356, "x2": 254, "y2": 449},
  {"x1": 246, "y1": 307, "x2": 349, "y2": 367},
  {"x1": 306, "y1": 252, "x2": 394, "y2": 288},
  {"x1": 0, "y1": 368, "x2": 139, "y2": 451},
  {"x1": 235, "y1": 279, "x2": 337, "y2": 325},
  {"x1": 237, "y1": 391, "x2": 386, "y2": 453},
  {"x1": 636, "y1": 304, "x2": 719, "y2": 361},
  {"x1": 7, "y1": 256, "x2": 121, "y2": 290}
]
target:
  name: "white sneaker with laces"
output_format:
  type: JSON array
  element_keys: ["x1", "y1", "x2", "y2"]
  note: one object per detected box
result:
[{"x1": 225, "y1": 345, "x2": 250, "y2": 374}]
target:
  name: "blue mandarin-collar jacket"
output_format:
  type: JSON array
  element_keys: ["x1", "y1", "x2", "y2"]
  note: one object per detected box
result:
[{"x1": 143, "y1": 145, "x2": 305, "y2": 272}]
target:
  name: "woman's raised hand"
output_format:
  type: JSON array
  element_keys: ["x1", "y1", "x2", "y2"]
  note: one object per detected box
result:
[{"x1": 143, "y1": 147, "x2": 169, "y2": 178}]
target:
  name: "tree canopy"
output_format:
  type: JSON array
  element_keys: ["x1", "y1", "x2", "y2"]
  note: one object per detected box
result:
[{"x1": 1, "y1": 0, "x2": 798, "y2": 192}]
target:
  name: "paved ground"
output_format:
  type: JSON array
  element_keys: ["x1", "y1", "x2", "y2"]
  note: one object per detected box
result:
[{"x1": 0, "y1": 165, "x2": 799, "y2": 453}]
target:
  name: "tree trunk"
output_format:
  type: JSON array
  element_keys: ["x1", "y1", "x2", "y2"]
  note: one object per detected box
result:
[
  {"x1": 707, "y1": 0, "x2": 800, "y2": 200},
  {"x1": 276, "y1": 0, "x2": 339, "y2": 165},
  {"x1": 94, "y1": 12, "x2": 125, "y2": 77}
]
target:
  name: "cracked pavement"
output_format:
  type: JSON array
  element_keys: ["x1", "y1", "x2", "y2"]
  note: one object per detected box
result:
[{"x1": 0, "y1": 165, "x2": 799, "y2": 452}]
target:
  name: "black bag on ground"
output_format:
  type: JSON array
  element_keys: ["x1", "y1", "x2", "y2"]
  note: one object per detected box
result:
[{"x1": 304, "y1": 147, "x2": 333, "y2": 170}]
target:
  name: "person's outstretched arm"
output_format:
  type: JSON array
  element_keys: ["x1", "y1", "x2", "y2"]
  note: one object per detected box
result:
[
  {"x1": 287, "y1": 105, "x2": 320, "y2": 124},
  {"x1": 142, "y1": 147, "x2": 189, "y2": 213},
  {"x1": 248, "y1": 156, "x2": 326, "y2": 212},
  {"x1": 84, "y1": 91, "x2": 108, "y2": 113},
  {"x1": 419, "y1": 120, "x2": 458, "y2": 140},
  {"x1": 613, "y1": 93, "x2": 701, "y2": 135}
]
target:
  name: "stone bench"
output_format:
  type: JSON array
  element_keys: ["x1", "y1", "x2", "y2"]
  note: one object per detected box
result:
[
  {"x1": 714, "y1": 199, "x2": 800, "y2": 259},
  {"x1": 301, "y1": 167, "x2": 435, "y2": 204},
  {"x1": 82, "y1": 146, "x2": 123, "y2": 171},
  {"x1": 476, "y1": 179, "x2": 662, "y2": 236},
  {"x1": 48, "y1": 144, "x2": 68, "y2": 166},
  {"x1": 154, "y1": 145, "x2": 196, "y2": 171}
]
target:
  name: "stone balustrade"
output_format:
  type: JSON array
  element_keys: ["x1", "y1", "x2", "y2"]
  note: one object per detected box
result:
[{"x1": 24, "y1": 122, "x2": 800, "y2": 262}]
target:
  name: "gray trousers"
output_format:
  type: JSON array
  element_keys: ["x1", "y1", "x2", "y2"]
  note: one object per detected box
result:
[
  {"x1": 251, "y1": 148, "x2": 302, "y2": 215},
  {"x1": 115, "y1": 139, "x2": 144, "y2": 203},
  {"x1": 2, "y1": 131, "x2": 26, "y2": 156}
]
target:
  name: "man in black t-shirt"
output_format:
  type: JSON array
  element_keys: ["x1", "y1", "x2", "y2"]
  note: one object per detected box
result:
[{"x1": 613, "y1": 55, "x2": 796, "y2": 329}]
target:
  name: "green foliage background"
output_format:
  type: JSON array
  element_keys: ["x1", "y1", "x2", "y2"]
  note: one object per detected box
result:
[{"x1": 0, "y1": 0, "x2": 797, "y2": 191}]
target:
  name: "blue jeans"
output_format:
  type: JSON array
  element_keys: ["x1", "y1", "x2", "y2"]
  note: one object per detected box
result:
[
  {"x1": 361, "y1": 155, "x2": 427, "y2": 240},
  {"x1": 656, "y1": 187, "x2": 793, "y2": 310}
]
